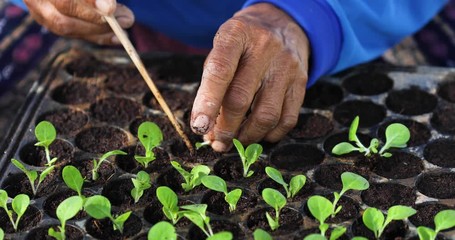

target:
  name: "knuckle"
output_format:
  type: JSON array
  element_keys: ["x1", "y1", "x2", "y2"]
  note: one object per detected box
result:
[
  {"x1": 54, "y1": 0, "x2": 74, "y2": 14},
  {"x1": 50, "y1": 15, "x2": 72, "y2": 35},
  {"x1": 203, "y1": 58, "x2": 235, "y2": 83},
  {"x1": 223, "y1": 86, "x2": 252, "y2": 114},
  {"x1": 254, "y1": 108, "x2": 280, "y2": 130},
  {"x1": 280, "y1": 114, "x2": 299, "y2": 131},
  {"x1": 217, "y1": 18, "x2": 248, "y2": 44}
]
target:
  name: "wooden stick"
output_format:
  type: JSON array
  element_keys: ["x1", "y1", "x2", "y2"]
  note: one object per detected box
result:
[{"x1": 105, "y1": 15, "x2": 195, "y2": 154}]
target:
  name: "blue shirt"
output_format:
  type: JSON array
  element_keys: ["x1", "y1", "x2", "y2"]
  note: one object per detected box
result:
[{"x1": 10, "y1": 0, "x2": 448, "y2": 86}]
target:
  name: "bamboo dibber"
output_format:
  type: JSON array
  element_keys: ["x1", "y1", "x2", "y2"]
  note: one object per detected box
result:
[{"x1": 104, "y1": 15, "x2": 195, "y2": 154}]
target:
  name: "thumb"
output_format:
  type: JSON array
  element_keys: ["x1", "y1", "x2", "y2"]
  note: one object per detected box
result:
[{"x1": 85, "y1": 0, "x2": 116, "y2": 15}]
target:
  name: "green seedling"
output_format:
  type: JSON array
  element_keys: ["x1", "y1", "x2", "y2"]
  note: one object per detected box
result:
[
  {"x1": 171, "y1": 161, "x2": 210, "y2": 192},
  {"x1": 135, "y1": 121, "x2": 163, "y2": 168},
  {"x1": 62, "y1": 165, "x2": 84, "y2": 199},
  {"x1": 232, "y1": 138, "x2": 263, "y2": 178},
  {"x1": 253, "y1": 229, "x2": 273, "y2": 240},
  {"x1": 201, "y1": 175, "x2": 242, "y2": 212},
  {"x1": 330, "y1": 172, "x2": 369, "y2": 217},
  {"x1": 11, "y1": 159, "x2": 55, "y2": 196},
  {"x1": 304, "y1": 228, "x2": 347, "y2": 240},
  {"x1": 156, "y1": 186, "x2": 183, "y2": 225},
  {"x1": 0, "y1": 190, "x2": 30, "y2": 231},
  {"x1": 84, "y1": 195, "x2": 132, "y2": 233},
  {"x1": 195, "y1": 141, "x2": 211, "y2": 150},
  {"x1": 131, "y1": 171, "x2": 151, "y2": 203},
  {"x1": 0, "y1": 228, "x2": 3, "y2": 240},
  {"x1": 307, "y1": 195, "x2": 333, "y2": 236},
  {"x1": 206, "y1": 232, "x2": 233, "y2": 240},
  {"x1": 92, "y1": 150, "x2": 126, "y2": 181},
  {"x1": 48, "y1": 196, "x2": 83, "y2": 240},
  {"x1": 363, "y1": 205, "x2": 416, "y2": 239},
  {"x1": 262, "y1": 188, "x2": 286, "y2": 231},
  {"x1": 181, "y1": 204, "x2": 214, "y2": 237},
  {"x1": 265, "y1": 167, "x2": 306, "y2": 199},
  {"x1": 332, "y1": 116, "x2": 410, "y2": 157},
  {"x1": 34, "y1": 120, "x2": 58, "y2": 165},
  {"x1": 417, "y1": 209, "x2": 455, "y2": 240},
  {"x1": 351, "y1": 237, "x2": 368, "y2": 240},
  {"x1": 147, "y1": 221, "x2": 177, "y2": 240}
]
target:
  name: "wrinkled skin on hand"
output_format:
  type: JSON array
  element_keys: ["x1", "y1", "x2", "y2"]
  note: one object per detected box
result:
[
  {"x1": 191, "y1": 3, "x2": 310, "y2": 152},
  {"x1": 23, "y1": 0, "x2": 134, "y2": 45}
]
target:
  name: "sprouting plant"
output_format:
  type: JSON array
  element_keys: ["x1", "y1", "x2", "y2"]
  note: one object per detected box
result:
[
  {"x1": 91, "y1": 150, "x2": 126, "y2": 181},
  {"x1": 131, "y1": 171, "x2": 151, "y2": 203},
  {"x1": 307, "y1": 195, "x2": 333, "y2": 236},
  {"x1": 331, "y1": 116, "x2": 410, "y2": 157},
  {"x1": 232, "y1": 138, "x2": 263, "y2": 178},
  {"x1": 11, "y1": 159, "x2": 55, "y2": 196},
  {"x1": 48, "y1": 196, "x2": 83, "y2": 240},
  {"x1": 201, "y1": 175, "x2": 242, "y2": 212},
  {"x1": 34, "y1": 120, "x2": 58, "y2": 166},
  {"x1": 206, "y1": 232, "x2": 233, "y2": 240},
  {"x1": 363, "y1": 205, "x2": 416, "y2": 239},
  {"x1": 134, "y1": 121, "x2": 163, "y2": 168},
  {"x1": 262, "y1": 188, "x2": 286, "y2": 231},
  {"x1": 303, "y1": 228, "x2": 347, "y2": 240},
  {"x1": 330, "y1": 172, "x2": 369, "y2": 218},
  {"x1": 195, "y1": 141, "x2": 211, "y2": 150},
  {"x1": 156, "y1": 186, "x2": 183, "y2": 225},
  {"x1": 0, "y1": 190, "x2": 30, "y2": 231},
  {"x1": 171, "y1": 161, "x2": 210, "y2": 192},
  {"x1": 0, "y1": 228, "x2": 3, "y2": 240},
  {"x1": 265, "y1": 167, "x2": 306, "y2": 199},
  {"x1": 147, "y1": 221, "x2": 177, "y2": 240},
  {"x1": 62, "y1": 165, "x2": 84, "y2": 199},
  {"x1": 181, "y1": 204, "x2": 214, "y2": 237},
  {"x1": 417, "y1": 209, "x2": 455, "y2": 240},
  {"x1": 84, "y1": 195, "x2": 132, "y2": 233},
  {"x1": 253, "y1": 229, "x2": 273, "y2": 240}
]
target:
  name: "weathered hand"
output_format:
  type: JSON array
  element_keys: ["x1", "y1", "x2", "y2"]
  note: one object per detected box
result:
[
  {"x1": 191, "y1": 3, "x2": 310, "y2": 152},
  {"x1": 24, "y1": 0, "x2": 134, "y2": 45}
]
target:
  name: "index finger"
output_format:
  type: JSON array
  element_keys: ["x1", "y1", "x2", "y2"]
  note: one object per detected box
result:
[{"x1": 190, "y1": 20, "x2": 247, "y2": 135}]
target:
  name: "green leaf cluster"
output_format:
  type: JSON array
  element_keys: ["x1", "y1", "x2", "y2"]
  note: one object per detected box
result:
[
  {"x1": 62, "y1": 165, "x2": 84, "y2": 199},
  {"x1": 253, "y1": 229, "x2": 273, "y2": 240},
  {"x1": 147, "y1": 221, "x2": 177, "y2": 240},
  {"x1": 265, "y1": 167, "x2": 306, "y2": 198},
  {"x1": 171, "y1": 161, "x2": 210, "y2": 192},
  {"x1": 135, "y1": 122, "x2": 163, "y2": 168},
  {"x1": 0, "y1": 190, "x2": 30, "y2": 231},
  {"x1": 201, "y1": 175, "x2": 242, "y2": 212},
  {"x1": 84, "y1": 195, "x2": 132, "y2": 233},
  {"x1": 156, "y1": 186, "x2": 183, "y2": 225},
  {"x1": 233, "y1": 139, "x2": 263, "y2": 178},
  {"x1": 92, "y1": 150, "x2": 126, "y2": 181},
  {"x1": 34, "y1": 121, "x2": 58, "y2": 165},
  {"x1": 363, "y1": 205, "x2": 416, "y2": 239},
  {"x1": 11, "y1": 159, "x2": 54, "y2": 196},
  {"x1": 131, "y1": 171, "x2": 152, "y2": 203},
  {"x1": 48, "y1": 196, "x2": 83, "y2": 240},
  {"x1": 262, "y1": 188, "x2": 286, "y2": 231},
  {"x1": 417, "y1": 209, "x2": 455, "y2": 240}
]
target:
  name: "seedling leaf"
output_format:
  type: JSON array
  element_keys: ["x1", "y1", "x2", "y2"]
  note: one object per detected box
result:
[
  {"x1": 332, "y1": 142, "x2": 358, "y2": 155},
  {"x1": 417, "y1": 226, "x2": 436, "y2": 240},
  {"x1": 232, "y1": 139, "x2": 245, "y2": 157},
  {"x1": 0, "y1": 228, "x2": 3, "y2": 240},
  {"x1": 307, "y1": 195, "x2": 332, "y2": 225},
  {"x1": 56, "y1": 196, "x2": 83, "y2": 225},
  {"x1": 362, "y1": 207, "x2": 384, "y2": 238},
  {"x1": 265, "y1": 167, "x2": 288, "y2": 189},
  {"x1": 340, "y1": 172, "x2": 369, "y2": 194},
  {"x1": 201, "y1": 175, "x2": 227, "y2": 193},
  {"x1": 330, "y1": 226, "x2": 346, "y2": 240},
  {"x1": 385, "y1": 123, "x2": 410, "y2": 148},
  {"x1": 35, "y1": 121, "x2": 56, "y2": 147},
  {"x1": 12, "y1": 194, "x2": 29, "y2": 219},
  {"x1": 113, "y1": 211, "x2": 132, "y2": 232},
  {"x1": 289, "y1": 175, "x2": 306, "y2": 198},
  {"x1": 304, "y1": 234, "x2": 326, "y2": 240},
  {"x1": 225, "y1": 189, "x2": 242, "y2": 212},
  {"x1": 262, "y1": 188, "x2": 286, "y2": 212},
  {"x1": 348, "y1": 116, "x2": 360, "y2": 142},
  {"x1": 147, "y1": 221, "x2": 177, "y2": 240},
  {"x1": 138, "y1": 122, "x2": 163, "y2": 150},
  {"x1": 62, "y1": 165, "x2": 84, "y2": 196},
  {"x1": 207, "y1": 231, "x2": 233, "y2": 240},
  {"x1": 253, "y1": 229, "x2": 273, "y2": 240},
  {"x1": 435, "y1": 209, "x2": 455, "y2": 232},
  {"x1": 84, "y1": 195, "x2": 112, "y2": 219}
]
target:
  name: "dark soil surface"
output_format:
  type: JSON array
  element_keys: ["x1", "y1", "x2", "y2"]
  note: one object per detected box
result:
[
  {"x1": 361, "y1": 183, "x2": 416, "y2": 210},
  {"x1": 288, "y1": 113, "x2": 334, "y2": 139},
  {"x1": 20, "y1": 139, "x2": 74, "y2": 166},
  {"x1": 85, "y1": 213, "x2": 142, "y2": 240},
  {"x1": 333, "y1": 100, "x2": 386, "y2": 128},
  {"x1": 104, "y1": 67, "x2": 147, "y2": 95},
  {"x1": 269, "y1": 143, "x2": 325, "y2": 171},
  {"x1": 115, "y1": 145, "x2": 170, "y2": 173},
  {"x1": 146, "y1": 54, "x2": 205, "y2": 84},
  {"x1": 129, "y1": 115, "x2": 175, "y2": 138},
  {"x1": 102, "y1": 178, "x2": 155, "y2": 208},
  {"x1": 351, "y1": 217, "x2": 407, "y2": 240},
  {"x1": 75, "y1": 126, "x2": 129, "y2": 154},
  {"x1": 39, "y1": 108, "x2": 89, "y2": 136},
  {"x1": 144, "y1": 88, "x2": 195, "y2": 111},
  {"x1": 202, "y1": 189, "x2": 259, "y2": 216},
  {"x1": 431, "y1": 103, "x2": 455, "y2": 134},
  {"x1": 187, "y1": 220, "x2": 244, "y2": 240},
  {"x1": 377, "y1": 119, "x2": 431, "y2": 147},
  {"x1": 416, "y1": 171, "x2": 455, "y2": 199},
  {"x1": 43, "y1": 189, "x2": 89, "y2": 220},
  {"x1": 437, "y1": 78, "x2": 455, "y2": 103},
  {"x1": 0, "y1": 205, "x2": 42, "y2": 233},
  {"x1": 257, "y1": 177, "x2": 315, "y2": 202},
  {"x1": 52, "y1": 80, "x2": 101, "y2": 105},
  {"x1": 25, "y1": 224, "x2": 84, "y2": 240},
  {"x1": 65, "y1": 53, "x2": 111, "y2": 78},
  {"x1": 424, "y1": 139, "x2": 455, "y2": 168},
  {"x1": 371, "y1": 152, "x2": 424, "y2": 179},
  {"x1": 170, "y1": 135, "x2": 222, "y2": 164},
  {"x1": 303, "y1": 82, "x2": 343, "y2": 109},
  {"x1": 323, "y1": 131, "x2": 372, "y2": 157},
  {"x1": 303, "y1": 195, "x2": 360, "y2": 223},
  {"x1": 313, "y1": 163, "x2": 370, "y2": 190},
  {"x1": 385, "y1": 87, "x2": 437, "y2": 115},
  {"x1": 213, "y1": 155, "x2": 267, "y2": 184},
  {"x1": 90, "y1": 97, "x2": 142, "y2": 126},
  {"x1": 342, "y1": 72, "x2": 393, "y2": 95},
  {"x1": 409, "y1": 202, "x2": 454, "y2": 229},
  {"x1": 2, "y1": 171, "x2": 59, "y2": 198},
  {"x1": 246, "y1": 207, "x2": 303, "y2": 234},
  {"x1": 70, "y1": 158, "x2": 116, "y2": 186}
]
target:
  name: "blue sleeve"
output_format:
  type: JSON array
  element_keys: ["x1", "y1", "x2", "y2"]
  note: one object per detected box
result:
[
  {"x1": 8, "y1": 0, "x2": 27, "y2": 9},
  {"x1": 243, "y1": 0, "x2": 448, "y2": 86}
]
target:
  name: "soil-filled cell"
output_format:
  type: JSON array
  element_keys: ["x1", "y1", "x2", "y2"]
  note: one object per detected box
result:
[
  {"x1": 269, "y1": 143, "x2": 324, "y2": 171},
  {"x1": 85, "y1": 213, "x2": 142, "y2": 240},
  {"x1": 372, "y1": 151, "x2": 424, "y2": 179},
  {"x1": 52, "y1": 80, "x2": 101, "y2": 105},
  {"x1": 170, "y1": 136, "x2": 222, "y2": 164},
  {"x1": 351, "y1": 217, "x2": 407, "y2": 240},
  {"x1": 102, "y1": 178, "x2": 155, "y2": 208},
  {"x1": 313, "y1": 163, "x2": 370, "y2": 190},
  {"x1": 70, "y1": 158, "x2": 116, "y2": 186},
  {"x1": 437, "y1": 77, "x2": 455, "y2": 103},
  {"x1": 25, "y1": 224, "x2": 84, "y2": 240},
  {"x1": 409, "y1": 202, "x2": 454, "y2": 230},
  {"x1": 115, "y1": 145, "x2": 170, "y2": 174},
  {"x1": 377, "y1": 119, "x2": 431, "y2": 147},
  {"x1": 90, "y1": 97, "x2": 142, "y2": 126},
  {"x1": 65, "y1": 53, "x2": 111, "y2": 78},
  {"x1": 333, "y1": 100, "x2": 386, "y2": 128},
  {"x1": 19, "y1": 139, "x2": 74, "y2": 167},
  {"x1": 385, "y1": 87, "x2": 437, "y2": 116},
  {"x1": 303, "y1": 195, "x2": 360, "y2": 223},
  {"x1": 75, "y1": 126, "x2": 129, "y2": 154},
  {"x1": 130, "y1": 115, "x2": 175, "y2": 138},
  {"x1": 416, "y1": 172, "x2": 455, "y2": 199},
  {"x1": 246, "y1": 207, "x2": 303, "y2": 234},
  {"x1": 424, "y1": 139, "x2": 455, "y2": 168},
  {"x1": 187, "y1": 220, "x2": 244, "y2": 240},
  {"x1": 202, "y1": 189, "x2": 258, "y2": 216},
  {"x1": 342, "y1": 72, "x2": 393, "y2": 95},
  {"x1": 43, "y1": 189, "x2": 88, "y2": 220},
  {"x1": 39, "y1": 108, "x2": 89, "y2": 136},
  {"x1": 104, "y1": 67, "x2": 148, "y2": 95},
  {"x1": 0, "y1": 204, "x2": 42, "y2": 233},
  {"x1": 213, "y1": 155, "x2": 267, "y2": 184},
  {"x1": 303, "y1": 82, "x2": 343, "y2": 109},
  {"x1": 148, "y1": 54, "x2": 205, "y2": 84},
  {"x1": 288, "y1": 113, "x2": 334, "y2": 139},
  {"x1": 2, "y1": 171, "x2": 59, "y2": 198},
  {"x1": 361, "y1": 183, "x2": 416, "y2": 210},
  {"x1": 144, "y1": 88, "x2": 195, "y2": 111},
  {"x1": 431, "y1": 103, "x2": 455, "y2": 134}
]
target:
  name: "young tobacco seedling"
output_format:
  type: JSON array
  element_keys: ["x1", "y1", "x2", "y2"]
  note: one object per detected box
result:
[
  {"x1": 35, "y1": 120, "x2": 58, "y2": 166},
  {"x1": 332, "y1": 116, "x2": 410, "y2": 157},
  {"x1": 233, "y1": 138, "x2": 263, "y2": 178},
  {"x1": 156, "y1": 186, "x2": 183, "y2": 225},
  {"x1": 48, "y1": 196, "x2": 83, "y2": 240},
  {"x1": 84, "y1": 195, "x2": 132, "y2": 233},
  {"x1": 0, "y1": 190, "x2": 30, "y2": 231},
  {"x1": 135, "y1": 121, "x2": 163, "y2": 168},
  {"x1": 147, "y1": 221, "x2": 177, "y2": 240},
  {"x1": 92, "y1": 150, "x2": 126, "y2": 181},
  {"x1": 253, "y1": 229, "x2": 273, "y2": 240},
  {"x1": 262, "y1": 188, "x2": 287, "y2": 231},
  {"x1": 131, "y1": 171, "x2": 151, "y2": 203},
  {"x1": 206, "y1": 231, "x2": 233, "y2": 240},
  {"x1": 265, "y1": 166, "x2": 306, "y2": 199},
  {"x1": 171, "y1": 161, "x2": 210, "y2": 192},
  {"x1": 417, "y1": 209, "x2": 455, "y2": 240},
  {"x1": 181, "y1": 204, "x2": 214, "y2": 237},
  {"x1": 0, "y1": 228, "x2": 3, "y2": 240},
  {"x1": 62, "y1": 165, "x2": 84, "y2": 199},
  {"x1": 201, "y1": 175, "x2": 242, "y2": 212},
  {"x1": 303, "y1": 227, "x2": 346, "y2": 240},
  {"x1": 363, "y1": 205, "x2": 416, "y2": 239},
  {"x1": 330, "y1": 172, "x2": 369, "y2": 217},
  {"x1": 195, "y1": 141, "x2": 211, "y2": 150},
  {"x1": 11, "y1": 159, "x2": 55, "y2": 196},
  {"x1": 307, "y1": 195, "x2": 333, "y2": 236}
]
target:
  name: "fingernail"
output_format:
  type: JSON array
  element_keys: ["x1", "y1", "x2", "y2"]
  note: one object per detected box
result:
[
  {"x1": 111, "y1": 35, "x2": 120, "y2": 45},
  {"x1": 192, "y1": 115, "x2": 210, "y2": 135},
  {"x1": 96, "y1": 0, "x2": 113, "y2": 15}
]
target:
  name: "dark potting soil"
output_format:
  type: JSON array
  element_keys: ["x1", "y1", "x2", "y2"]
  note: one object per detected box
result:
[
  {"x1": 213, "y1": 155, "x2": 267, "y2": 184},
  {"x1": 333, "y1": 100, "x2": 386, "y2": 128},
  {"x1": 43, "y1": 189, "x2": 89, "y2": 220},
  {"x1": 416, "y1": 172, "x2": 455, "y2": 199},
  {"x1": 431, "y1": 103, "x2": 455, "y2": 134},
  {"x1": 269, "y1": 143, "x2": 325, "y2": 171},
  {"x1": 313, "y1": 163, "x2": 370, "y2": 190},
  {"x1": 104, "y1": 67, "x2": 147, "y2": 95},
  {"x1": 409, "y1": 202, "x2": 454, "y2": 230},
  {"x1": 302, "y1": 195, "x2": 360, "y2": 223},
  {"x1": 129, "y1": 115, "x2": 175, "y2": 138},
  {"x1": 70, "y1": 158, "x2": 116, "y2": 186},
  {"x1": 371, "y1": 152, "x2": 424, "y2": 179},
  {"x1": 342, "y1": 72, "x2": 393, "y2": 95},
  {"x1": 437, "y1": 78, "x2": 455, "y2": 103},
  {"x1": 52, "y1": 80, "x2": 101, "y2": 105},
  {"x1": 323, "y1": 131, "x2": 372, "y2": 158},
  {"x1": 187, "y1": 220, "x2": 244, "y2": 240},
  {"x1": 24, "y1": 224, "x2": 84, "y2": 240},
  {"x1": 303, "y1": 82, "x2": 343, "y2": 109},
  {"x1": 85, "y1": 213, "x2": 142, "y2": 240},
  {"x1": 257, "y1": 177, "x2": 315, "y2": 202},
  {"x1": 155, "y1": 167, "x2": 206, "y2": 195},
  {"x1": 170, "y1": 135, "x2": 222, "y2": 164},
  {"x1": 115, "y1": 145, "x2": 170, "y2": 174},
  {"x1": 288, "y1": 113, "x2": 334, "y2": 139},
  {"x1": 144, "y1": 88, "x2": 195, "y2": 111},
  {"x1": 0, "y1": 205, "x2": 42, "y2": 233},
  {"x1": 424, "y1": 139, "x2": 455, "y2": 168},
  {"x1": 65, "y1": 52, "x2": 112, "y2": 78},
  {"x1": 201, "y1": 189, "x2": 258, "y2": 216},
  {"x1": 2, "y1": 171, "x2": 59, "y2": 198},
  {"x1": 75, "y1": 126, "x2": 129, "y2": 154},
  {"x1": 90, "y1": 97, "x2": 142, "y2": 126},
  {"x1": 377, "y1": 119, "x2": 431, "y2": 147},
  {"x1": 361, "y1": 183, "x2": 416, "y2": 210},
  {"x1": 246, "y1": 207, "x2": 303, "y2": 234},
  {"x1": 351, "y1": 217, "x2": 407, "y2": 240},
  {"x1": 385, "y1": 87, "x2": 437, "y2": 116},
  {"x1": 19, "y1": 139, "x2": 75, "y2": 167},
  {"x1": 39, "y1": 108, "x2": 89, "y2": 136},
  {"x1": 147, "y1": 54, "x2": 205, "y2": 84},
  {"x1": 102, "y1": 178, "x2": 156, "y2": 208}
]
